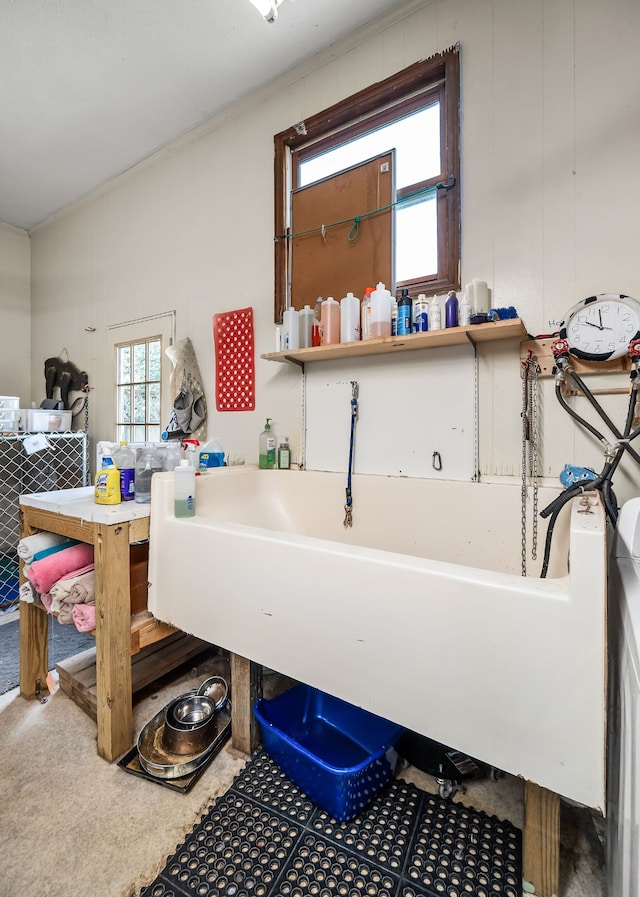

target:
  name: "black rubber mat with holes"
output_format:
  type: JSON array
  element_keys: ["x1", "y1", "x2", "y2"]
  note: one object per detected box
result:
[{"x1": 141, "y1": 749, "x2": 521, "y2": 897}]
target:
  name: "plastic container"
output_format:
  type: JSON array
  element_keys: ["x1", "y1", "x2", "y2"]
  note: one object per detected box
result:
[
  {"x1": 312, "y1": 298, "x2": 323, "y2": 347},
  {"x1": 283, "y1": 307, "x2": 300, "y2": 350},
  {"x1": 0, "y1": 396, "x2": 19, "y2": 410},
  {"x1": 299, "y1": 305, "x2": 314, "y2": 349},
  {"x1": 134, "y1": 444, "x2": 163, "y2": 503},
  {"x1": 94, "y1": 457, "x2": 121, "y2": 505},
  {"x1": 369, "y1": 282, "x2": 392, "y2": 339},
  {"x1": 259, "y1": 418, "x2": 277, "y2": 469},
  {"x1": 174, "y1": 459, "x2": 196, "y2": 518},
  {"x1": 429, "y1": 295, "x2": 442, "y2": 331},
  {"x1": 254, "y1": 684, "x2": 404, "y2": 821},
  {"x1": 445, "y1": 290, "x2": 459, "y2": 328},
  {"x1": 361, "y1": 287, "x2": 374, "y2": 340},
  {"x1": 277, "y1": 436, "x2": 291, "y2": 469},
  {"x1": 397, "y1": 288, "x2": 412, "y2": 335},
  {"x1": 413, "y1": 294, "x2": 429, "y2": 332},
  {"x1": 199, "y1": 438, "x2": 225, "y2": 469},
  {"x1": 112, "y1": 442, "x2": 135, "y2": 501},
  {"x1": 23, "y1": 409, "x2": 72, "y2": 431},
  {"x1": 320, "y1": 297, "x2": 340, "y2": 345},
  {"x1": 340, "y1": 292, "x2": 361, "y2": 343},
  {"x1": 459, "y1": 290, "x2": 472, "y2": 326}
]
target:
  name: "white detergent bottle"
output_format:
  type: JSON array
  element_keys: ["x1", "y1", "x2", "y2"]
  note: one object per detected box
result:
[
  {"x1": 282, "y1": 307, "x2": 300, "y2": 350},
  {"x1": 369, "y1": 282, "x2": 392, "y2": 338},
  {"x1": 299, "y1": 305, "x2": 314, "y2": 348},
  {"x1": 340, "y1": 292, "x2": 361, "y2": 343},
  {"x1": 429, "y1": 295, "x2": 442, "y2": 331},
  {"x1": 174, "y1": 459, "x2": 196, "y2": 518}
]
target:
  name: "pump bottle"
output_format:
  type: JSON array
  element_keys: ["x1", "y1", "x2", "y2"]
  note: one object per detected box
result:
[{"x1": 259, "y1": 418, "x2": 277, "y2": 469}]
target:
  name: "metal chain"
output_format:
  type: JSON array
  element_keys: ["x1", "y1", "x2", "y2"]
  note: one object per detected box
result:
[
  {"x1": 521, "y1": 354, "x2": 540, "y2": 575},
  {"x1": 521, "y1": 361, "x2": 529, "y2": 576}
]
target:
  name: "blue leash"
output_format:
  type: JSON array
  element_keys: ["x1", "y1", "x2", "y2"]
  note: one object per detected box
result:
[{"x1": 344, "y1": 381, "x2": 358, "y2": 527}]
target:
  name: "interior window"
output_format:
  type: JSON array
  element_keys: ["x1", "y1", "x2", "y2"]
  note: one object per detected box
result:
[
  {"x1": 274, "y1": 46, "x2": 460, "y2": 321},
  {"x1": 115, "y1": 337, "x2": 162, "y2": 443}
]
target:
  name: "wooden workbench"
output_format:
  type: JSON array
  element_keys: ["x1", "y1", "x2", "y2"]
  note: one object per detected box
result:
[{"x1": 18, "y1": 486, "x2": 205, "y2": 762}]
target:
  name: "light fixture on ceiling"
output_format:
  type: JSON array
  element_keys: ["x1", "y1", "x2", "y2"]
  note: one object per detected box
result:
[{"x1": 248, "y1": 0, "x2": 283, "y2": 24}]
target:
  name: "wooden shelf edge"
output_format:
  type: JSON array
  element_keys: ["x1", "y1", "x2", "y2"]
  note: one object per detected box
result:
[{"x1": 261, "y1": 318, "x2": 527, "y2": 364}]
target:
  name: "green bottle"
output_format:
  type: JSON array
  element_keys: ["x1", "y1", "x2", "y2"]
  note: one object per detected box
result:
[
  {"x1": 277, "y1": 437, "x2": 291, "y2": 470},
  {"x1": 259, "y1": 418, "x2": 277, "y2": 469}
]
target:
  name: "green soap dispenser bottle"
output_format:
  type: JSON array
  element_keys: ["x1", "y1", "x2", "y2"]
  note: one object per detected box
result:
[
  {"x1": 259, "y1": 418, "x2": 277, "y2": 469},
  {"x1": 278, "y1": 437, "x2": 291, "y2": 470}
]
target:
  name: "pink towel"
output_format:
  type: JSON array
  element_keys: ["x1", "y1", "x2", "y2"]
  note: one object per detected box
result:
[
  {"x1": 28, "y1": 543, "x2": 94, "y2": 595},
  {"x1": 72, "y1": 603, "x2": 96, "y2": 633}
]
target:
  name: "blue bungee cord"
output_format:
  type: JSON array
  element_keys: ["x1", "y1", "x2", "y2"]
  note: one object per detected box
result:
[{"x1": 344, "y1": 381, "x2": 359, "y2": 527}]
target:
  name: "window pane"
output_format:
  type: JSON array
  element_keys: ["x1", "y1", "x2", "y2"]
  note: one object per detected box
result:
[
  {"x1": 148, "y1": 383, "x2": 160, "y2": 423},
  {"x1": 133, "y1": 343, "x2": 146, "y2": 383},
  {"x1": 395, "y1": 193, "x2": 438, "y2": 282},
  {"x1": 117, "y1": 346, "x2": 131, "y2": 384},
  {"x1": 299, "y1": 103, "x2": 440, "y2": 190},
  {"x1": 147, "y1": 425, "x2": 161, "y2": 443},
  {"x1": 133, "y1": 384, "x2": 146, "y2": 423},
  {"x1": 148, "y1": 340, "x2": 161, "y2": 381},
  {"x1": 132, "y1": 425, "x2": 147, "y2": 443},
  {"x1": 117, "y1": 385, "x2": 130, "y2": 423}
]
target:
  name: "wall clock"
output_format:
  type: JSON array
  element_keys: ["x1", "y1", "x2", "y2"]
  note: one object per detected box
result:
[{"x1": 559, "y1": 293, "x2": 640, "y2": 361}]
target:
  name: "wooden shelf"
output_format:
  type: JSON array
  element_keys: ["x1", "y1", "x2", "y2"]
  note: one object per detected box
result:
[{"x1": 262, "y1": 318, "x2": 527, "y2": 364}]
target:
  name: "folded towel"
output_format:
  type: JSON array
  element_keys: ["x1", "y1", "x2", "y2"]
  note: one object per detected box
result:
[
  {"x1": 72, "y1": 603, "x2": 96, "y2": 633},
  {"x1": 49, "y1": 565, "x2": 95, "y2": 604},
  {"x1": 28, "y1": 543, "x2": 94, "y2": 595},
  {"x1": 17, "y1": 532, "x2": 67, "y2": 563},
  {"x1": 19, "y1": 581, "x2": 36, "y2": 603},
  {"x1": 32, "y1": 539, "x2": 79, "y2": 562},
  {"x1": 57, "y1": 601, "x2": 74, "y2": 625},
  {"x1": 40, "y1": 591, "x2": 53, "y2": 612}
]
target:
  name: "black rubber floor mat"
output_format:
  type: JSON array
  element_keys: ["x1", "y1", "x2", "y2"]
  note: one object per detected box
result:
[{"x1": 141, "y1": 749, "x2": 521, "y2": 897}]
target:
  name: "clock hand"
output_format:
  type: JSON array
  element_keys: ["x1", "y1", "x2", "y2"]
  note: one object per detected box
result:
[{"x1": 598, "y1": 309, "x2": 603, "y2": 328}]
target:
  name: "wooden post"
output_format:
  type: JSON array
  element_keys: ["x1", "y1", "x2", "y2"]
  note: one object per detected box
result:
[
  {"x1": 230, "y1": 653, "x2": 262, "y2": 755},
  {"x1": 94, "y1": 521, "x2": 133, "y2": 762},
  {"x1": 18, "y1": 509, "x2": 49, "y2": 698},
  {"x1": 523, "y1": 781, "x2": 560, "y2": 897}
]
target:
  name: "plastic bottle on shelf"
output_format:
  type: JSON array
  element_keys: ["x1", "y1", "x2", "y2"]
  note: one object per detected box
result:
[
  {"x1": 429, "y1": 295, "x2": 442, "y2": 331},
  {"x1": 320, "y1": 297, "x2": 340, "y2": 345},
  {"x1": 277, "y1": 436, "x2": 291, "y2": 470},
  {"x1": 459, "y1": 289, "x2": 472, "y2": 326},
  {"x1": 94, "y1": 456, "x2": 121, "y2": 505},
  {"x1": 134, "y1": 443, "x2": 162, "y2": 503},
  {"x1": 299, "y1": 305, "x2": 314, "y2": 348},
  {"x1": 361, "y1": 287, "x2": 374, "y2": 340},
  {"x1": 397, "y1": 288, "x2": 412, "y2": 335},
  {"x1": 311, "y1": 298, "x2": 323, "y2": 347},
  {"x1": 259, "y1": 418, "x2": 277, "y2": 469},
  {"x1": 445, "y1": 290, "x2": 459, "y2": 328},
  {"x1": 199, "y1": 437, "x2": 225, "y2": 469},
  {"x1": 161, "y1": 441, "x2": 183, "y2": 471},
  {"x1": 174, "y1": 458, "x2": 196, "y2": 518},
  {"x1": 340, "y1": 292, "x2": 361, "y2": 343},
  {"x1": 112, "y1": 441, "x2": 135, "y2": 501},
  {"x1": 413, "y1": 294, "x2": 429, "y2": 332},
  {"x1": 369, "y1": 282, "x2": 393, "y2": 339},
  {"x1": 283, "y1": 307, "x2": 300, "y2": 350}
]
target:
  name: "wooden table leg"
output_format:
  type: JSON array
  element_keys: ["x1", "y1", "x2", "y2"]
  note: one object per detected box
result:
[
  {"x1": 523, "y1": 781, "x2": 560, "y2": 897},
  {"x1": 230, "y1": 653, "x2": 262, "y2": 755},
  {"x1": 95, "y1": 521, "x2": 133, "y2": 762},
  {"x1": 19, "y1": 599, "x2": 49, "y2": 698}
]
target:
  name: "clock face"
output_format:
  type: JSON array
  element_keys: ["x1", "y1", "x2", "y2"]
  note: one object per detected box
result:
[{"x1": 560, "y1": 293, "x2": 640, "y2": 361}]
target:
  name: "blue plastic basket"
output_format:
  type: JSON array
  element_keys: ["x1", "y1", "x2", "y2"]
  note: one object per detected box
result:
[
  {"x1": 254, "y1": 684, "x2": 404, "y2": 821},
  {"x1": 0, "y1": 556, "x2": 19, "y2": 608}
]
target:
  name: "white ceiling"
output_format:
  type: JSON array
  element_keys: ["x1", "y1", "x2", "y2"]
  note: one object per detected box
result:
[{"x1": 1, "y1": 0, "x2": 412, "y2": 231}]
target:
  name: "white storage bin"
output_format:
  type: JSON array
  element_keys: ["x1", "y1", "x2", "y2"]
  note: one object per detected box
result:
[
  {"x1": 0, "y1": 396, "x2": 19, "y2": 410},
  {"x1": 23, "y1": 409, "x2": 73, "y2": 431},
  {"x1": 0, "y1": 410, "x2": 20, "y2": 432}
]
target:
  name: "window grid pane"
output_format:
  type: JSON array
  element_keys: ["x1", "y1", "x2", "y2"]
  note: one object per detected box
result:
[{"x1": 115, "y1": 336, "x2": 163, "y2": 442}]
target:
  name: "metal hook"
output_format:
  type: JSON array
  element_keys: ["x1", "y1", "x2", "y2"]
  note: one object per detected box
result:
[{"x1": 432, "y1": 451, "x2": 442, "y2": 471}]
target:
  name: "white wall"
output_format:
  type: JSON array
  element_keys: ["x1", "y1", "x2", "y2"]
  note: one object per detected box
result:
[
  {"x1": 28, "y1": 0, "x2": 640, "y2": 498},
  {"x1": 0, "y1": 223, "x2": 31, "y2": 403}
]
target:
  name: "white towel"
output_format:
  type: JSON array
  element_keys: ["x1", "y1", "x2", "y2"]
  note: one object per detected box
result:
[
  {"x1": 49, "y1": 565, "x2": 95, "y2": 603},
  {"x1": 19, "y1": 581, "x2": 36, "y2": 603},
  {"x1": 17, "y1": 532, "x2": 67, "y2": 563}
]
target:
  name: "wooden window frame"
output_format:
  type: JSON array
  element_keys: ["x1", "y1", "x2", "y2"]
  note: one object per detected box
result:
[{"x1": 274, "y1": 45, "x2": 460, "y2": 322}]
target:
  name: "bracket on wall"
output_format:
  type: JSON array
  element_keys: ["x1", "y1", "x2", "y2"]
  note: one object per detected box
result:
[{"x1": 520, "y1": 337, "x2": 632, "y2": 396}]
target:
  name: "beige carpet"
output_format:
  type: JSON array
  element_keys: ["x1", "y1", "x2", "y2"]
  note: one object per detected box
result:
[{"x1": 0, "y1": 651, "x2": 606, "y2": 897}]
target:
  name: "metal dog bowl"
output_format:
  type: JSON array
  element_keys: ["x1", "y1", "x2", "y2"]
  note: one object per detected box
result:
[
  {"x1": 197, "y1": 675, "x2": 229, "y2": 711},
  {"x1": 162, "y1": 694, "x2": 217, "y2": 755}
]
